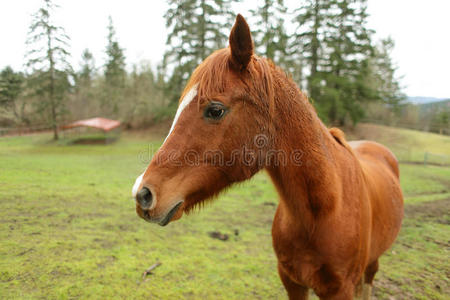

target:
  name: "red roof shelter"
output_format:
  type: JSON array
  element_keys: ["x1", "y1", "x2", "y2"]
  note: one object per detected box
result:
[
  {"x1": 62, "y1": 117, "x2": 121, "y2": 132},
  {"x1": 61, "y1": 117, "x2": 121, "y2": 144}
]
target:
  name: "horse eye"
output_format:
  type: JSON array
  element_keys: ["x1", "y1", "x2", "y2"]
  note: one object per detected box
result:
[{"x1": 204, "y1": 102, "x2": 227, "y2": 121}]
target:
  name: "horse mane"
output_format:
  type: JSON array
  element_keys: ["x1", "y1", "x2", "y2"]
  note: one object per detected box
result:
[
  {"x1": 329, "y1": 127, "x2": 354, "y2": 153},
  {"x1": 180, "y1": 48, "x2": 275, "y2": 115}
]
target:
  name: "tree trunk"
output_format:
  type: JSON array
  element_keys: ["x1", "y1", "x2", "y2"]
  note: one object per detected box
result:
[
  {"x1": 199, "y1": 0, "x2": 206, "y2": 60},
  {"x1": 309, "y1": 0, "x2": 320, "y2": 100},
  {"x1": 48, "y1": 26, "x2": 58, "y2": 140}
]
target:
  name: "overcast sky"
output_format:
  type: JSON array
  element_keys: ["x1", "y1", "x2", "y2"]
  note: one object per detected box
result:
[{"x1": 1, "y1": 0, "x2": 449, "y2": 98}]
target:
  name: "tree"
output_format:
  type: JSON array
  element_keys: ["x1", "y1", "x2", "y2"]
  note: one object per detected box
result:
[
  {"x1": 291, "y1": 0, "x2": 378, "y2": 125},
  {"x1": 292, "y1": 0, "x2": 332, "y2": 100},
  {"x1": 79, "y1": 48, "x2": 95, "y2": 86},
  {"x1": 431, "y1": 110, "x2": 449, "y2": 135},
  {"x1": 370, "y1": 38, "x2": 405, "y2": 115},
  {"x1": 361, "y1": 37, "x2": 406, "y2": 126},
  {"x1": 25, "y1": 0, "x2": 71, "y2": 140},
  {"x1": 250, "y1": 0, "x2": 305, "y2": 87},
  {"x1": 103, "y1": 16, "x2": 126, "y2": 117},
  {"x1": 0, "y1": 66, "x2": 27, "y2": 124},
  {"x1": 321, "y1": 0, "x2": 376, "y2": 124},
  {"x1": 72, "y1": 49, "x2": 96, "y2": 119},
  {"x1": 162, "y1": 0, "x2": 233, "y2": 103},
  {"x1": 251, "y1": 0, "x2": 288, "y2": 63},
  {"x1": 123, "y1": 62, "x2": 167, "y2": 127}
]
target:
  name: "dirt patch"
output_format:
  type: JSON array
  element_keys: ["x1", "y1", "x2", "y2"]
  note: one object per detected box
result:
[
  {"x1": 17, "y1": 248, "x2": 35, "y2": 256},
  {"x1": 404, "y1": 197, "x2": 450, "y2": 224},
  {"x1": 208, "y1": 231, "x2": 229, "y2": 241},
  {"x1": 374, "y1": 276, "x2": 406, "y2": 299}
]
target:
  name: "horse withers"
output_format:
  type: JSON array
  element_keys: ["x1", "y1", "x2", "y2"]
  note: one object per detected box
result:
[{"x1": 132, "y1": 14, "x2": 403, "y2": 300}]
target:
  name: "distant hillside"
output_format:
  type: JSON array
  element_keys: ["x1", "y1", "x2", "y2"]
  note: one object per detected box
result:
[
  {"x1": 407, "y1": 96, "x2": 448, "y2": 105},
  {"x1": 418, "y1": 98, "x2": 450, "y2": 110},
  {"x1": 346, "y1": 123, "x2": 450, "y2": 165}
]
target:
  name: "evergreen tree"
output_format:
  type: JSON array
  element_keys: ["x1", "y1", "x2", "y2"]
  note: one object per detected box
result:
[
  {"x1": 250, "y1": 0, "x2": 305, "y2": 87},
  {"x1": 292, "y1": 0, "x2": 332, "y2": 100},
  {"x1": 105, "y1": 16, "x2": 126, "y2": 87},
  {"x1": 431, "y1": 110, "x2": 449, "y2": 135},
  {"x1": 251, "y1": 0, "x2": 289, "y2": 64},
  {"x1": 25, "y1": 0, "x2": 71, "y2": 139},
  {"x1": 163, "y1": 0, "x2": 233, "y2": 103},
  {"x1": 0, "y1": 66, "x2": 26, "y2": 124},
  {"x1": 103, "y1": 16, "x2": 126, "y2": 117},
  {"x1": 73, "y1": 49, "x2": 96, "y2": 119},
  {"x1": 79, "y1": 48, "x2": 95, "y2": 86},
  {"x1": 292, "y1": 0, "x2": 378, "y2": 125},
  {"x1": 322, "y1": 0, "x2": 376, "y2": 124}
]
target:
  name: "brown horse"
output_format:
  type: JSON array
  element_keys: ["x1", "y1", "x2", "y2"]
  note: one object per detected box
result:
[{"x1": 132, "y1": 15, "x2": 403, "y2": 300}]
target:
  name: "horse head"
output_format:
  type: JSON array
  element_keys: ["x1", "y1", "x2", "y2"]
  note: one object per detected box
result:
[{"x1": 132, "y1": 15, "x2": 277, "y2": 225}]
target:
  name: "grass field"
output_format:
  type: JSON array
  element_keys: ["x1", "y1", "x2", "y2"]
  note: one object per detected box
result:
[
  {"x1": 347, "y1": 123, "x2": 450, "y2": 165},
  {"x1": 0, "y1": 124, "x2": 449, "y2": 299}
]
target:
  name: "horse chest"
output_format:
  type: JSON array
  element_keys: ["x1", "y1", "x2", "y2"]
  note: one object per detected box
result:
[
  {"x1": 271, "y1": 205, "x2": 365, "y2": 288},
  {"x1": 271, "y1": 209, "x2": 321, "y2": 284}
]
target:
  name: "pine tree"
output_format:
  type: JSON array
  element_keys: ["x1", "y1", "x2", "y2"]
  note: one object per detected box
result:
[
  {"x1": 162, "y1": 0, "x2": 233, "y2": 103},
  {"x1": 292, "y1": 0, "x2": 332, "y2": 100},
  {"x1": 0, "y1": 66, "x2": 25, "y2": 123},
  {"x1": 251, "y1": 0, "x2": 288, "y2": 63},
  {"x1": 322, "y1": 0, "x2": 375, "y2": 124},
  {"x1": 72, "y1": 49, "x2": 96, "y2": 119},
  {"x1": 25, "y1": 0, "x2": 71, "y2": 140},
  {"x1": 79, "y1": 48, "x2": 95, "y2": 86},
  {"x1": 105, "y1": 16, "x2": 126, "y2": 87},
  {"x1": 292, "y1": 0, "x2": 378, "y2": 125},
  {"x1": 103, "y1": 16, "x2": 126, "y2": 116}
]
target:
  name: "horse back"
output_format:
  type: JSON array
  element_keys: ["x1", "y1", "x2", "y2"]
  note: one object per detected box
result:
[{"x1": 348, "y1": 140, "x2": 399, "y2": 179}]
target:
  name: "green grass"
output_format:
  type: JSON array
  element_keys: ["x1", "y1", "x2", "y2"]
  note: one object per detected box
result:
[{"x1": 0, "y1": 126, "x2": 449, "y2": 299}]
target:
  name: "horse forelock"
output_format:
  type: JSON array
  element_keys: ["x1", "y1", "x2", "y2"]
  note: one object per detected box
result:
[{"x1": 179, "y1": 48, "x2": 275, "y2": 114}]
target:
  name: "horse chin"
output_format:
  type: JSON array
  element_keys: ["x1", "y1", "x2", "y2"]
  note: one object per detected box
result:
[
  {"x1": 157, "y1": 201, "x2": 184, "y2": 226},
  {"x1": 168, "y1": 204, "x2": 184, "y2": 222},
  {"x1": 137, "y1": 201, "x2": 184, "y2": 227}
]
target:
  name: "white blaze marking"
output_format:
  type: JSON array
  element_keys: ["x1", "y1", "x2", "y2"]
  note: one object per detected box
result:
[
  {"x1": 131, "y1": 85, "x2": 197, "y2": 203},
  {"x1": 163, "y1": 84, "x2": 198, "y2": 144},
  {"x1": 132, "y1": 173, "x2": 144, "y2": 198}
]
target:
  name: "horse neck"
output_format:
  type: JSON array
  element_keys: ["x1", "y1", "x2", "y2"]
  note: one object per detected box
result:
[{"x1": 265, "y1": 72, "x2": 341, "y2": 228}]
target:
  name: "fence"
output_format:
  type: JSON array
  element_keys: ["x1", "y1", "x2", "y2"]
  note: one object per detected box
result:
[
  {"x1": 394, "y1": 146, "x2": 450, "y2": 166},
  {"x1": 423, "y1": 152, "x2": 450, "y2": 166},
  {"x1": 0, "y1": 125, "x2": 52, "y2": 137}
]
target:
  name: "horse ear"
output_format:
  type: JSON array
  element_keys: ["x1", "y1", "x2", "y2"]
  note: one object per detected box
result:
[{"x1": 229, "y1": 14, "x2": 253, "y2": 71}]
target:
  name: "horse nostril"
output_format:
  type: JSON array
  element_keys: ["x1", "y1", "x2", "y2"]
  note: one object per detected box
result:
[{"x1": 136, "y1": 187, "x2": 153, "y2": 209}]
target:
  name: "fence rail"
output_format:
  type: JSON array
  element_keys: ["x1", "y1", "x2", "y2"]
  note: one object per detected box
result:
[
  {"x1": 0, "y1": 125, "x2": 52, "y2": 137},
  {"x1": 393, "y1": 146, "x2": 450, "y2": 166}
]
